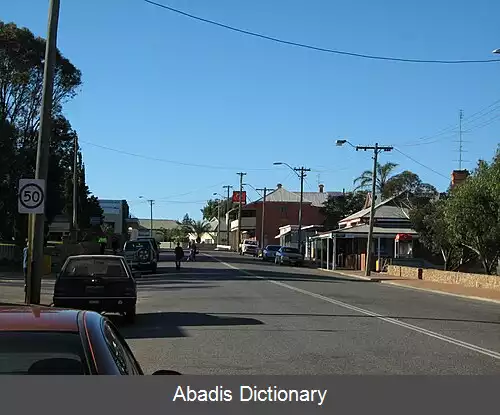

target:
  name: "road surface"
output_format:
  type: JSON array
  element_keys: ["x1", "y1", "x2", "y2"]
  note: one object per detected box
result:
[{"x1": 1, "y1": 250, "x2": 499, "y2": 374}]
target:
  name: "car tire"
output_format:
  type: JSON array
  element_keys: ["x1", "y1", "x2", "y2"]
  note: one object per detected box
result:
[{"x1": 124, "y1": 306, "x2": 136, "y2": 324}]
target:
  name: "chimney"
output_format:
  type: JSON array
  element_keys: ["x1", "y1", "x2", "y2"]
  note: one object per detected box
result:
[
  {"x1": 451, "y1": 170, "x2": 469, "y2": 189},
  {"x1": 318, "y1": 184, "x2": 324, "y2": 193},
  {"x1": 277, "y1": 183, "x2": 282, "y2": 189}
]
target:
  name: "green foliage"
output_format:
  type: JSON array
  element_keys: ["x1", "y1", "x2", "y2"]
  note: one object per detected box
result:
[
  {"x1": 443, "y1": 155, "x2": 500, "y2": 274},
  {"x1": 353, "y1": 162, "x2": 399, "y2": 196},
  {"x1": 0, "y1": 20, "x2": 98, "y2": 244},
  {"x1": 409, "y1": 148, "x2": 500, "y2": 274},
  {"x1": 321, "y1": 191, "x2": 367, "y2": 230},
  {"x1": 201, "y1": 198, "x2": 231, "y2": 221},
  {"x1": 383, "y1": 170, "x2": 438, "y2": 201}
]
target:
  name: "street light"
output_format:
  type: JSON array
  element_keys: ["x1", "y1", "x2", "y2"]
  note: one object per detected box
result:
[
  {"x1": 493, "y1": 49, "x2": 500, "y2": 54},
  {"x1": 335, "y1": 140, "x2": 393, "y2": 277},
  {"x1": 273, "y1": 162, "x2": 310, "y2": 252}
]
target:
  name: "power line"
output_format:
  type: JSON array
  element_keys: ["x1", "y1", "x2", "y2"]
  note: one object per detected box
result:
[
  {"x1": 393, "y1": 148, "x2": 449, "y2": 180},
  {"x1": 143, "y1": 1, "x2": 500, "y2": 65},
  {"x1": 399, "y1": 97, "x2": 500, "y2": 147},
  {"x1": 80, "y1": 140, "x2": 275, "y2": 171}
]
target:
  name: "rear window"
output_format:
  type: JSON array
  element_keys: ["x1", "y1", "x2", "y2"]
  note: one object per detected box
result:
[
  {"x1": 266, "y1": 245, "x2": 280, "y2": 251},
  {"x1": 125, "y1": 241, "x2": 150, "y2": 251},
  {"x1": 244, "y1": 241, "x2": 258, "y2": 245},
  {"x1": 282, "y1": 247, "x2": 300, "y2": 254},
  {"x1": 0, "y1": 332, "x2": 87, "y2": 375},
  {"x1": 61, "y1": 258, "x2": 128, "y2": 278}
]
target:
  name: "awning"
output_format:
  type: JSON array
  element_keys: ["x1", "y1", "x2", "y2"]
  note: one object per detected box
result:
[{"x1": 395, "y1": 233, "x2": 413, "y2": 241}]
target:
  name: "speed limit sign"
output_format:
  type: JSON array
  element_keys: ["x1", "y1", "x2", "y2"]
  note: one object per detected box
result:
[{"x1": 18, "y1": 179, "x2": 46, "y2": 214}]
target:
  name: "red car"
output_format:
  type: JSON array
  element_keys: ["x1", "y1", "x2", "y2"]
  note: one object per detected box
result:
[{"x1": 0, "y1": 304, "x2": 180, "y2": 375}]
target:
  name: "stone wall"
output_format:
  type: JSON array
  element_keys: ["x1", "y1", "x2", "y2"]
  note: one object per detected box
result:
[{"x1": 387, "y1": 265, "x2": 500, "y2": 291}]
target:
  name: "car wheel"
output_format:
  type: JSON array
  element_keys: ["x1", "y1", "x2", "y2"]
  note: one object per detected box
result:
[{"x1": 124, "y1": 307, "x2": 136, "y2": 324}]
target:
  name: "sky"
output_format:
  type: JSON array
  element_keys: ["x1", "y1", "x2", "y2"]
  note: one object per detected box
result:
[{"x1": 2, "y1": 0, "x2": 500, "y2": 221}]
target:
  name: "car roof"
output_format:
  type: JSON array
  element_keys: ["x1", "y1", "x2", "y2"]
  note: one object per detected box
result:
[
  {"x1": 0, "y1": 304, "x2": 82, "y2": 332},
  {"x1": 66, "y1": 255, "x2": 125, "y2": 260}
]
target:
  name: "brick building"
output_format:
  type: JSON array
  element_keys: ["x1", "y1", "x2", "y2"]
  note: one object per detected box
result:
[{"x1": 228, "y1": 184, "x2": 343, "y2": 249}]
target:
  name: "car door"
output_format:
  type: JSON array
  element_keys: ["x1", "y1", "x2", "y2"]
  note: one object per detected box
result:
[{"x1": 102, "y1": 321, "x2": 143, "y2": 375}]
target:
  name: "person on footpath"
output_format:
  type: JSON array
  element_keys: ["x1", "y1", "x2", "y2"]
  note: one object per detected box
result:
[
  {"x1": 190, "y1": 242, "x2": 197, "y2": 261},
  {"x1": 174, "y1": 242, "x2": 184, "y2": 270},
  {"x1": 23, "y1": 240, "x2": 28, "y2": 294}
]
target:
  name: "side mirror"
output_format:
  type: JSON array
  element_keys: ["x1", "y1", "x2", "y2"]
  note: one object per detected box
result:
[{"x1": 152, "y1": 370, "x2": 182, "y2": 375}]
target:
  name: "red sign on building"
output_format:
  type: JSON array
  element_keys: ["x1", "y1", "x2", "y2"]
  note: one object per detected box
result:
[{"x1": 232, "y1": 191, "x2": 247, "y2": 204}]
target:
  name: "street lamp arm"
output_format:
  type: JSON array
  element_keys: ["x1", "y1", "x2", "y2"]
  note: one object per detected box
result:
[{"x1": 273, "y1": 162, "x2": 301, "y2": 177}]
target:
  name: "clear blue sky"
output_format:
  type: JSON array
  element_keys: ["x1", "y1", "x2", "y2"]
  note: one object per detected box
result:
[{"x1": 3, "y1": 0, "x2": 500, "y2": 220}]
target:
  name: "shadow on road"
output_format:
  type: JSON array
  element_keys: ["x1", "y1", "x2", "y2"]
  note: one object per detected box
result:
[
  {"x1": 112, "y1": 311, "x2": 264, "y2": 339},
  {"x1": 210, "y1": 312, "x2": 500, "y2": 326}
]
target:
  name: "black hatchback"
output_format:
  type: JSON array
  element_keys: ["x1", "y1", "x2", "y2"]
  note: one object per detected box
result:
[{"x1": 53, "y1": 255, "x2": 138, "y2": 323}]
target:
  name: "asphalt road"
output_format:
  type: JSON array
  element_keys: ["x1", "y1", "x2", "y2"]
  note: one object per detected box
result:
[{"x1": 2, "y1": 250, "x2": 500, "y2": 374}]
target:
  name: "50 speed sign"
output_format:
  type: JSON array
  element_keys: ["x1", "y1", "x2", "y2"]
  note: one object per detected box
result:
[{"x1": 18, "y1": 179, "x2": 46, "y2": 214}]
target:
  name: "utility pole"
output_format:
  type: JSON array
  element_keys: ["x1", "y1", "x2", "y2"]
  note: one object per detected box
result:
[
  {"x1": 256, "y1": 187, "x2": 270, "y2": 250},
  {"x1": 216, "y1": 200, "x2": 221, "y2": 246},
  {"x1": 294, "y1": 167, "x2": 311, "y2": 253},
  {"x1": 223, "y1": 185, "x2": 232, "y2": 245},
  {"x1": 27, "y1": 0, "x2": 61, "y2": 305},
  {"x1": 356, "y1": 143, "x2": 393, "y2": 277},
  {"x1": 236, "y1": 172, "x2": 246, "y2": 253},
  {"x1": 72, "y1": 134, "x2": 78, "y2": 242},
  {"x1": 458, "y1": 109, "x2": 464, "y2": 170},
  {"x1": 148, "y1": 200, "x2": 154, "y2": 238}
]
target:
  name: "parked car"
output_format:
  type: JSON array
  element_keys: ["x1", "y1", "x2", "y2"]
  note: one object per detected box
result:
[
  {"x1": 123, "y1": 240, "x2": 158, "y2": 273},
  {"x1": 0, "y1": 304, "x2": 181, "y2": 375},
  {"x1": 275, "y1": 246, "x2": 304, "y2": 266},
  {"x1": 53, "y1": 255, "x2": 138, "y2": 323},
  {"x1": 262, "y1": 245, "x2": 281, "y2": 261},
  {"x1": 240, "y1": 239, "x2": 259, "y2": 256},
  {"x1": 137, "y1": 237, "x2": 160, "y2": 261}
]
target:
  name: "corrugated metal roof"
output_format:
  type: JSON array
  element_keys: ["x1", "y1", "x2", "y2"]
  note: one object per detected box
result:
[
  {"x1": 137, "y1": 219, "x2": 179, "y2": 230},
  {"x1": 247, "y1": 187, "x2": 343, "y2": 207},
  {"x1": 314, "y1": 224, "x2": 417, "y2": 238},
  {"x1": 339, "y1": 195, "x2": 407, "y2": 223}
]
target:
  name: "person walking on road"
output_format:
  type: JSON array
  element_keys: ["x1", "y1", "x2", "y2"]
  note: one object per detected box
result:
[
  {"x1": 174, "y1": 242, "x2": 184, "y2": 270},
  {"x1": 190, "y1": 242, "x2": 197, "y2": 262},
  {"x1": 111, "y1": 236, "x2": 119, "y2": 255},
  {"x1": 98, "y1": 235, "x2": 107, "y2": 255}
]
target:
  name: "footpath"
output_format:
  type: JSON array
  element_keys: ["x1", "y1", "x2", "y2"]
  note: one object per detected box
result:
[{"x1": 319, "y1": 268, "x2": 500, "y2": 305}]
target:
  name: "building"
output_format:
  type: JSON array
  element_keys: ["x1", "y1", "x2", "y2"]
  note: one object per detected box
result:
[
  {"x1": 228, "y1": 184, "x2": 344, "y2": 250},
  {"x1": 134, "y1": 218, "x2": 179, "y2": 241},
  {"x1": 98, "y1": 199, "x2": 130, "y2": 235},
  {"x1": 309, "y1": 193, "x2": 419, "y2": 271}
]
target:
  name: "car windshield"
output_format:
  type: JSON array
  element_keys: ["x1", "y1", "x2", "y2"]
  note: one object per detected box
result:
[
  {"x1": 0, "y1": 332, "x2": 87, "y2": 375},
  {"x1": 125, "y1": 241, "x2": 150, "y2": 251},
  {"x1": 245, "y1": 241, "x2": 257, "y2": 245},
  {"x1": 282, "y1": 247, "x2": 300, "y2": 254},
  {"x1": 266, "y1": 245, "x2": 281, "y2": 251},
  {"x1": 61, "y1": 258, "x2": 128, "y2": 278}
]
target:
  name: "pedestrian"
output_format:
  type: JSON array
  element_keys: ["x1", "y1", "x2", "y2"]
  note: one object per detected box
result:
[
  {"x1": 174, "y1": 242, "x2": 184, "y2": 270},
  {"x1": 98, "y1": 235, "x2": 107, "y2": 255},
  {"x1": 111, "y1": 236, "x2": 119, "y2": 255},
  {"x1": 23, "y1": 240, "x2": 28, "y2": 294},
  {"x1": 191, "y1": 242, "x2": 197, "y2": 261}
]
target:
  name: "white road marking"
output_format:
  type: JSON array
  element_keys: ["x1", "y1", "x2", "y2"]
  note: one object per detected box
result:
[{"x1": 204, "y1": 253, "x2": 500, "y2": 360}]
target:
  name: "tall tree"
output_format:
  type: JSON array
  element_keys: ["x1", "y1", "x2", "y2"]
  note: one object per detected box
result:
[
  {"x1": 383, "y1": 170, "x2": 438, "y2": 201},
  {"x1": 353, "y1": 162, "x2": 399, "y2": 197},
  {"x1": 321, "y1": 191, "x2": 367, "y2": 230},
  {"x1": 444, "y1": 154, "x2": 500, "y2": 274},
  {"x1": 409, "y1": 197, "x2": 474, "y2": 271},
  {"x1": 201, "y1": 199, "x2": 231, "y2": 221}
]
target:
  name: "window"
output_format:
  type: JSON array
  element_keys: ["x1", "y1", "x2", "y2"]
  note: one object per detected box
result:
[
  {"x1": 280, "y1": 206, "x2": 288, "y2": 218},
  {"x1": 103, "y1": 323, "x2": 141, "y2": 375},
  {"x1": 61, "y1": 258, "x2": 128, "y2": 279},
  {"x1": 282, "y1": 247, "x2": 300, "y2": 254},
  {"x1": 0, "y1": 332, "x2": 87, "y2": 375},
  {"x1": 125, "y1": 241, "x2": 150, "y2": 251}
]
